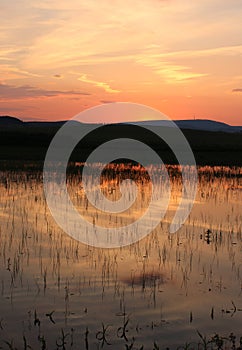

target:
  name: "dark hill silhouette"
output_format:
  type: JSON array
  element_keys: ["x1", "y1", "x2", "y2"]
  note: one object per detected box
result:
[
  {"x1": 25, "y1": 120, "x2": 82, "y2": 128},
  {"x1": 0, "y1": 115, "x2": 241, "y2": 165},
  {"x1": 0, "y1": 115, "x2": 23, "y2": 126},
  {"x1": 176, "y1": 119, "x2": 242, "y2": 132},
  {"x1": 26, "y1": 121, "x2": 65, "y2": 127},
  {"x1": 1, "y1": 115, "x2": 242, "y2": 133},
  {"x1": 132, "y1": 119, "x2": 242, "y2": 133}
]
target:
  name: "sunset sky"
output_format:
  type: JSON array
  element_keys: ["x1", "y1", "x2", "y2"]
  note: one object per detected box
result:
[{"x1": 1, "y1": 0, "x2": 242, "y2": 124}]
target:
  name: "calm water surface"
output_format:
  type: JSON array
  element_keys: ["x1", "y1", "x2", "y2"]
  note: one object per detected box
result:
[{"x1": 0, "y1": 164, "x2": 241, "y2": 349}]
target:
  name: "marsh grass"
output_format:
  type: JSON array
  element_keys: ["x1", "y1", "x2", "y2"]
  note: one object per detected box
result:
[{"x1": 0, "y1": 164, "x2": 241, "y2": 349}]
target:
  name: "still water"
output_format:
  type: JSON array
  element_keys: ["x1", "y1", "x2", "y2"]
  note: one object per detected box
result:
[{"x1": 0, "y1": 164, "x2": 241, "y2": 349}]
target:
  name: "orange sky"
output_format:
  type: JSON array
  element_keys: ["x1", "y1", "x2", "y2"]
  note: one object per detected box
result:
[{"x1": 1, "y1": 0, "x2": 242, "y2": 125}]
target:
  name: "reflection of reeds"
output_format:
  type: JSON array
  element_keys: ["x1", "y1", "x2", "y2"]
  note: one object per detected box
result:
[
  {"x1": 0, "y1": 164, "x2": 241, "y2": 349},
  {"x1": 1, "y1": 329, "x2": 242, "y2": 350}
]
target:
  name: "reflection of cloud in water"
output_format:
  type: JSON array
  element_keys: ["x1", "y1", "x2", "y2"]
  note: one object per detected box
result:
[{"x1": 121, "y1": 271, "x2": 166, "y2": 287}]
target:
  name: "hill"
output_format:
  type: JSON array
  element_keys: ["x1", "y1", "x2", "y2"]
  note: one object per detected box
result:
[
  {"x1": 1, "y1": 115, "x2": 241, "y2": 133},
  {"x1": 132, "y1": 119, "x2": 242, "y2": 133},
  {"x1": 0, "y1": 115, "x2": 24, "y2": 126},
  {"x1": 0, "y1": 118, "x2": 241, "y2": 165}
]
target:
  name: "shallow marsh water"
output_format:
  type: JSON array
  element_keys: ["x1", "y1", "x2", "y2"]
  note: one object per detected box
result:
[{"x1": 0, "y1": 164, "x2": 241, "y2": 349}]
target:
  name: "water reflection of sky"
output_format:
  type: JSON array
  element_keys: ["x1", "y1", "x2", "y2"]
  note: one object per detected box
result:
[{"x1": 0, "y1": 165, "x2": 241, "y2": 349}]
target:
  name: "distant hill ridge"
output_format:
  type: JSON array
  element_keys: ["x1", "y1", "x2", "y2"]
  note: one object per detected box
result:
[
  {"x1": 0, "y1": 116, "x2": 66, "y2": 128},
  {"x1": 0, "y1": 115, "x2": 242, "y2": 133},
  {"x1": 0, "y1": 115, "x2": 24, "y2": 125},
  {"x1": 1, "y1": 115, "x2": 242, "y2": 165},
  {"x1": 132, "y1": 119, "x2": 242, "y2": 133}
]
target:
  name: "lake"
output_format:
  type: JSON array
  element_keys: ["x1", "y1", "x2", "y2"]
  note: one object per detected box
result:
[{"x1": 0, "y1": 164, "x2": 241, "y2": 349}]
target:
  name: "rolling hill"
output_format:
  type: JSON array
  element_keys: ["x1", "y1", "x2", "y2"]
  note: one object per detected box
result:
[
  {"x1": 129, "y1": 119, "x2": 242, "y2": 133},
  {"x1": 0, "y1": 115, "x2": 242, "y2": 165},
  {"x1": 1, "y1": 116, "x2": 241, "y2": 133}
]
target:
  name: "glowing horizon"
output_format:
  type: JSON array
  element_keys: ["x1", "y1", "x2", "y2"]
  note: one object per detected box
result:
[{"x1": 1, "y1": 0, "x2": 242, "y2": 125}]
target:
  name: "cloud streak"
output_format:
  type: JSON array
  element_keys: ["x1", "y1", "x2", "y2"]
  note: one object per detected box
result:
[
  {"x1": 78, "y1": 74, "x2": 120, "y2": 93},
  {"x1": 232, "y1": 88, "x2": 242, "y2": 93},
  {"x1": 135, "y1": 56, "x2": 208, "y2": 82},
  {"x1": 100, "y1": 100, "x2": 117, "y2": 104},
  {"x1": 0, "y1": 83, "x2": 91, "y2": 100}
]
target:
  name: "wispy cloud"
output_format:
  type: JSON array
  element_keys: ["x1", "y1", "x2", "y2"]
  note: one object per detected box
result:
[
  {"x1": 0, "y1": 64, "x2": 42, "y2": 82},
  {"x1": 100, "y1": 100, "x2": 117, "y2": 104},
  {"x1": 232, "y1": 88, "x2": 242, "y2": 93},
  {"x1": 0, "y1": 83, "x2": 91, "y2": 100},
  {"x1": 78, "y1": 74, "x2": 120, "y2": 93},
  {"x1": 0, "y1": 107, "x2": 26, "y2": 112},
  {"x1": 149, "y1": 45, "x2": 242, "y2": 60},
  {"x1": 137, "y1": 59, "x2": 207, "y2": 82}
]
